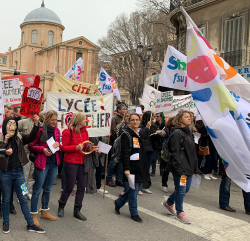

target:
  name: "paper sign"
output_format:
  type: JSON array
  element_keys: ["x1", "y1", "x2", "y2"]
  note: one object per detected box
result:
[
  {"x1": 46, "y1": 137, "x2": 59, "y2": 154},
  {"x1": 98, "y1": 141, "x2": 112, "y2": 154},
  {"x1": 194, "y1": 132, "x2": 201, "y2": 144},
  {"x1": 155, "y1": 91, "x2": 173, "y2": 114},
  {"x1": 191, "y1": 174, "x2": 201, "y2": 189},
  {"x1": 136, "y1": 107, "x2": 143, "y2": 115},
  {"x1": 133, "y1": 137, "x2": 140, "y2": 148},
  {"x1": 180, "y1": 175, "x2": 187, "y2": 186},
  {"x1": 130, "y1": 153, "x2": 139, "y2": 160},
  {"x1": 128, "y1": 174, "x2": 135, "y2": 189},
  {"x1": 20, "y1": 183, "x2": 28, "y2": 195},
  {"x1": 20, "y1": 75, "x2": 43, "y2": 118}
]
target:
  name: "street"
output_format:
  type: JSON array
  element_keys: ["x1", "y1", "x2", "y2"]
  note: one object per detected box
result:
[{"x1": 1, "y1": 165, "x2": 250, "y2": 241}]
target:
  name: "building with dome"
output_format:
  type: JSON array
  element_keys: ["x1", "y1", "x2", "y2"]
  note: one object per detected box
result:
[{"x1": 2, "y1": 1, "x2": 99, "y2": 94}]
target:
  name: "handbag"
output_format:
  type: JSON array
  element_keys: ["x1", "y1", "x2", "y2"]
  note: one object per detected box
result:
[
  {"x1": 198, "y1": 146, "x2": 210, "y2": 156},
  {"x1": 29, "y1": 151, "x2": 37, "y2": 163}
]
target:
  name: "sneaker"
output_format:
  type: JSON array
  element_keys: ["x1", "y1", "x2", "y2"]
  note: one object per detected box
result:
[
  {"x1": 137, "y1": 191, "x2": 143, "y2": 196},
  {"x1": 220, "y1": 206, "x2": 236, "y2": 212},
  {"x1": 176, "y1": 212, "x2": 191, "y2": 224},
  {"x1": 204, "y1": 174, "x2": 211, "y2": 180},
  {"x1": 27, "y1": 193, "x2": 32, "y2": 200},
  {"x1": 162, "y1": 186, "x2": 168, "y2": 193},
  {"x1": 3, "y1": 223, "x2": 10, "y2": 234},
  {"x1": 131, "y1": 215, "x2": 142, "y2": 223},
  {"x1": 97, "y1": 188, "x2": 108, "y2": 194},
  {"x1": 106, "y1": 180, "x2": 116, "y2": 187},
  {"x1": 209, "y1": 174, "x2": 217, "y2": 180},
  {"x1": 27, "y1": 224, "x2": 45, "y2": 234},
  {"x1": 142, "y1": 189, "x2": 152, "y2": 194},
  {"x1": 161, "y1": 201, "x2": 176, "y2": 216}
]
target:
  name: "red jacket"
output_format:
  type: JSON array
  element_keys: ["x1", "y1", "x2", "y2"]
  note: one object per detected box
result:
[{"x1": 61, "y1": 126, "x2": 89, "y2": 164}]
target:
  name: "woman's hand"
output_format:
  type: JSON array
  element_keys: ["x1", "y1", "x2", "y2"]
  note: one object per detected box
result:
[
  {"x1": 89, "y1": 145, "x2": 99, "y2": 152},
  {"x1": 33, "y1": 114, "x2": 39, "y2": 126},
  {"x1": 76, "y1": 143, "x2": 83, "y2": 151},
  {"x1": 146, "y1": 121, "x2": 152, "y2": 129},
  {"x1": 53, "y1": 142, "x2": 60, "y2": 148},
  {"x1": 4, "y1": 134, "x2": 11, "y2": 144},
  {"x1": 43, "y1": 148, "x2": 52, "y2": 156},
  {"x1": 124, "y1": 170, "x2": 130, "y2": 179},
  {"x1": 6, "y1": 148, "x2": 13, "y2": 156},
  {"x1": 193, "y1": 126, "x2": 197, "y2": 132}
]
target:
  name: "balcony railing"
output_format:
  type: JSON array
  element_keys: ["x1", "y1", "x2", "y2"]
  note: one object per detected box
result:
[
  {"x1": 170, "y1": 0, "x2": 204, "y2": 12},
  {"x1": 220, "y1": 50, "x2": 243, "y2": 67}
]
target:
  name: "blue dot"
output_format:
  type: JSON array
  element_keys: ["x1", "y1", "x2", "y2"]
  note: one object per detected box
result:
[
  {"x1": 191, "y1": 88, "x2": 212, "y2": 102},
  {"x1": 206, "y1": 126, "x2": 217, "y2": 139}
]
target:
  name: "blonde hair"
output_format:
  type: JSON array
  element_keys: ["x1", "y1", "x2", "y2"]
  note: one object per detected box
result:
[
  {"x1": 44, "y1": 110, "x2": 58, "y2": 124},
  {"x1": 69, "y1": 112, "x2": 86, "y2": 133},
  {"x1": 173, "y1": 109, "x2": 191, "y2": 126}
]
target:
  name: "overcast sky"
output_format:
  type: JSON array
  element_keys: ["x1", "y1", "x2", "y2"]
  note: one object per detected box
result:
[{"x1": 0, "y1": 0, "x2": 138, "y2": 53}]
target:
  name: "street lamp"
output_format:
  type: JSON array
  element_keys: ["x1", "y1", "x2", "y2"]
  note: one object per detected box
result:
[{"x1": 137, "y1": 43, "x2": 152, "y2": 95}]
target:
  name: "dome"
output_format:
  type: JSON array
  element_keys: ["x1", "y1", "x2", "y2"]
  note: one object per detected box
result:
[{"x1": 23, "y1": 7, "x2": 62, "y2": 26}]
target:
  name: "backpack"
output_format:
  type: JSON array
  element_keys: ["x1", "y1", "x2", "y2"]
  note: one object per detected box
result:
[
  {"x1": 113, "y1": 131, "x2": 132, "y2": 163},
  {"x1": 161, "y1": 129, "x2": 185, "y2": 162}
]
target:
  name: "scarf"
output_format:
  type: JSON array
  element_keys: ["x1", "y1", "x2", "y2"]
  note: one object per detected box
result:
[{"x1": 40, "y1": 123, "x2": 56, "y2": 143}]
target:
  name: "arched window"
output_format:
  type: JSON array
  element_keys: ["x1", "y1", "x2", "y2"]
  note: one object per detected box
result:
[
  {"x1": 31, "y1": 30, "x2": 38, "y2": 44},
  {"x1": 48, "y1": 31, "x2": 54, "y2": 47},
  {"x1": 22, "y1": 32, "x2": 25, "y2": 45}
]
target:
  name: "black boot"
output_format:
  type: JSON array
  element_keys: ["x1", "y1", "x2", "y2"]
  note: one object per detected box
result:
[
  {"x1": 58, "y1": 200, "x2": 66, "y2": 218},
  {"x1": 73, "y1": 205, "x2": 87, "y2": 221},
  {"x1": 10, "y1": 202, "x2": 17, "y2": 215}
]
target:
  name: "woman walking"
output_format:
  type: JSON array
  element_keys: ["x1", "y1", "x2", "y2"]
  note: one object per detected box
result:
[
  {"x1": 114, "y1": 113, "x2": 150, "y2": 223},
  {"x1": 57, "y1": 112, "x2": 98, "y2": 220},
  {"x1": 161, "y1": 110, "x2": 199, "y2": 224},
  {"x1": 28, "y1": 110, "x2": 61, "y2": 226}
]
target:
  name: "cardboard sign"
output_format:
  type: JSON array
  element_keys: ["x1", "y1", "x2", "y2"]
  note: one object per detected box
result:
[
  {"x1": 46, "y1": 92, "x2": 114, "y2": 137},
  {"x1": 20, "y1": 76, "x2": 43, "y2": 118},
  {"x1": 155, "y1": 91, "x2": 173, "y2": 113}
]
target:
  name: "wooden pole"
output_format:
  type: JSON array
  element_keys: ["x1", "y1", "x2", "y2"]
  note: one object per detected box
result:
[
  {"x1": 103, "y1": 135, "x2": 110, "y2": 198},
  {"x1": 150, "y1": 84, "x2": 159, "y2": 121}
]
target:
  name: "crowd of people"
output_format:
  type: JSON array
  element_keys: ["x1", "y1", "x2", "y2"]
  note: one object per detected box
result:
[{"x1": 0, "y1": 103, "x2": 249, "y2": 234}]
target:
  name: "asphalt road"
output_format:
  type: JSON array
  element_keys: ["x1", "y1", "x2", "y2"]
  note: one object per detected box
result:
[{"x1": 1, "y1": 166, "x2": 250, "y2": 241}]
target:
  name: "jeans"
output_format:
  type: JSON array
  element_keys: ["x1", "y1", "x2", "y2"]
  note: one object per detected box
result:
[
  {"x1": 60, "y1": 162, "x2": 88, "y2": 206},
  {"x1": 107, "y1": 157, "x2": 123, "y2": 182},
  {"x1": 167, "y1": 173, "x2": 192, "y2": 214},
  {"x1": 242, "y1": 190, "x2": 250, "y2": 211},
  {"x1": 0, "y1": 167, "x2": 34, "y2": 225},
  {"x1": 31, "y1": 163, "x2": 58, "y2": 212},
  {"x1": 146, "y1": 151, "x2": 154, "y2": 169},
  {"x1": 116, "y1": 182, "x2": 143, "y2": 216},
  {"x1": 219, "y1": 174, "x2": 231, "y2": 207}
]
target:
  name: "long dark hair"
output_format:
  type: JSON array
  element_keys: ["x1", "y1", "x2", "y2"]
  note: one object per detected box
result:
[{"x1": 142, "y1": 111, "x2": 151, "y2": 124}]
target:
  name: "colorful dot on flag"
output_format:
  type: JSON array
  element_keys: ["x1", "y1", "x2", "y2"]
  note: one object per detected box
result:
[
  {"x1": 100, "y1": 98, "x2": 104, "y2": 103},
  {"x1": 206, "y1": 126, "x2": 217, "y2": 139},
  {"x1": 191, "y1": 88, "x2": 212, "y2": 102}
]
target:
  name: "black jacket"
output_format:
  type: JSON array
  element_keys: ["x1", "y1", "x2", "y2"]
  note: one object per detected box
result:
[
  {"x1": 120, "y1": 127, "x2": 150, "y2": 183},
  {"x1": 139, "y1": 120, "x2": 153, "y2": 152},
  {"x1": 168, "y1": 126, "x2": 199, "y2": 176}
]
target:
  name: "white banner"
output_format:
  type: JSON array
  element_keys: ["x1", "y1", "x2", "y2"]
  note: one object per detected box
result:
[
  {"x1": 159, "y1": 46, "x2": 189, "y2": 91},
  {"x1": 140, "y1": 84, "x2": 197, "y2": 117},
  {"x1": 64, "y1": 57, "x2": 83, "y2": 81},
  {"x1": 99, "y1": 67, "x2": 121, "y2": 101},
  {"x1": 2, "y1": 78, "x2": 21, "y2": 107},
  {"x1": 155, "y1": 91, "x2": 173, "y2": 113},
  {"x1": 46, "y1": 92, "x2": 114, "y2": 137}
]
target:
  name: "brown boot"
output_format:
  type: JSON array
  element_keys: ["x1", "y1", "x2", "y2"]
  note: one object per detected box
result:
[
  {"x1": 40, "y1": 210, "x2": 57, "y2": 221},
  {"x1": 31, "y1": 213, "x2": 40, "y2": 226}
]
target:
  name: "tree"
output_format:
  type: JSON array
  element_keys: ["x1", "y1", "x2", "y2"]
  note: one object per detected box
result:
[{"x1": 98, "y1": 10, "x2": 175, "y2": 105}]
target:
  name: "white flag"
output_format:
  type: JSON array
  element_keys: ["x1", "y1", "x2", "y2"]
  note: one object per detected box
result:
[{"x1": 64, "y1": 58, "x2": 83, "y2": 81}]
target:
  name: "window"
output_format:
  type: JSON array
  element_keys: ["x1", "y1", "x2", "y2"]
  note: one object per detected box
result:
[
  {"x1": 31, "y1": 30, "x2": 38, "y2": 44},
  {"x1": 48, "y1": 31, "x2": 54, "y2": 47},
  {"x1": 22, "y1": 32, "x2": 25, "y2": 45},
  {"x1": 76, "y1": 52, "x2": 82, "y2": 61},
  {"x1": 15, "y1": 61, "x2": 18, "y2": 69}
]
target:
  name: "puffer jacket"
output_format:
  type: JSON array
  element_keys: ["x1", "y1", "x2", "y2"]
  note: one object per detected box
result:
[
  {"x1": 167, "y1": 126, "x2": 199, "y2": 176},
  {"x1": 61, "y1": 126, "x2": 89, "y2": 164},
  {"x1": 28, "y1": 127, "x2": 61, "y2": 169}
]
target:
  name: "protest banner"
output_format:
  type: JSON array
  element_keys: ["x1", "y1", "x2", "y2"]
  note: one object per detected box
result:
[
  {"x1": 99, "y1": 67, "x2": 121, "y2": 101},
  {"x1": 2, "y1": 78, "x2": 22, "y2": 107},
  {"x1": 51, "y1": 73, "x2": 100, "y2": 96},
  {"x1": 20, "y1": 76, "x2": 43, "y2": 118},
  {"x1": 141, "y1": 84, "x2": 197, "y2": 116},
  {"x1": 2, "y1": 74, "x2": 34, "y2": 89},
  {"x1": 155, "y1": 91, "x2": 173, "y2": 113},
  {"x1": 46, "y1": 92, "x2": 114, "y2": 137},
  {"x1": 64, "y1": 57, "x2": 83, "y2": 81}
]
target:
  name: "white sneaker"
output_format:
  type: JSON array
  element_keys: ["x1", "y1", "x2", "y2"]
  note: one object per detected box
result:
[
  {"x1": 204, "y1": 174, "x2": 211, "y2": 180},
  {"x1": 209, "y1": 174, "x2": 217, "y2": 180},
  {"x1": 27, "y1": 193, "x2": 32, "y2": 200},
  {"x1": 162, "y1": 186, "x2": 168, "y2": 193},
  {"x1": 138, "y1": 191, "x2": 143, "y2": 196},
  {"x1": 97, "y1": 188, "x2": 108, "y2": 194},
  {"x1": 142, "y1": 189, "x2": 152, "y2": 194}
]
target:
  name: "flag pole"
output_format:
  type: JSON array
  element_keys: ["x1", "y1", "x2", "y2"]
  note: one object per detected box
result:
[
  {"x1": 103, "y1": 135, "x2": 110, "y2": 198},
  {"x1": 180, "y1": 7, "x2": 200, "y2": 33},
  {"x1": 150, "y1": 84, "x2": 159, "y2": 121}
]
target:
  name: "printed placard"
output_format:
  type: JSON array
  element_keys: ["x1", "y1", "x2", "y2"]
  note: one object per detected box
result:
[
  {"x1": 133, "y1": 137, "x2": 140, "y2": 148},
  {"x1": 27, "y1": 88, "x2": 42, "y2": 100},
  {"x1": 180, "y1": 175, "x2": 187, "y2": 186},
  {"x1": 20, "y1": 183, "x2": 28, "y2": 195}
]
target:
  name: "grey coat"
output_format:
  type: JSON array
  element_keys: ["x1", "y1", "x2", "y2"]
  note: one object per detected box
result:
[{"x1": 84, "y1": 144, "x2": 99, "y2": 194}]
